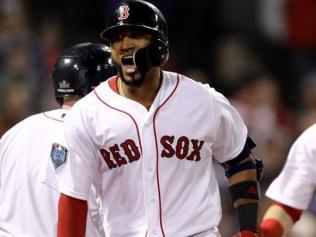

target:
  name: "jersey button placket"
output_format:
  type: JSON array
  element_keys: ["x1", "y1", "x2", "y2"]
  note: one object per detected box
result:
[{"x1": 141, "y1": 119, "x2": 161, "y2": 236}]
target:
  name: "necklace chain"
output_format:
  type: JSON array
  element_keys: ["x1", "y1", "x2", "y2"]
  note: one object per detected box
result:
[{"x1": 119, "y1": 79, "x2": 126, "y2": 98}]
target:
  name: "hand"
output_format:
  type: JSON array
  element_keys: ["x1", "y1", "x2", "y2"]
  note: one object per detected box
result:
[{"x1": 232, "y1": 230, "x2": 262, "y2": 237}]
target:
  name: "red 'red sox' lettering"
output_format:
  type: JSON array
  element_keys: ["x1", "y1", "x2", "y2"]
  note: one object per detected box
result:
[
  {"x1": 100, "y1": 136, "x2": 204, "y2": 169},
  {"x1": 161, "y1": 135, "x2": 204, "y2": 161},
  {"x1": 120, "y1": 139, "x2": 140, "y2": 162},
  {"x1": 100, "y1": 139, "x2": 140, "y2": 169}
]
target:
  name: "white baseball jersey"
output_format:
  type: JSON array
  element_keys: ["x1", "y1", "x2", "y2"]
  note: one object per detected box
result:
[
  {"x1": 266, "y1": 123, "x2": 316, "y2": 210},
  {"x1": 0, "y1": 109, "x2": 105, "y2": 237},
  {"x1": 47, "y1": 71, "x2": 247, "y2": 237}
]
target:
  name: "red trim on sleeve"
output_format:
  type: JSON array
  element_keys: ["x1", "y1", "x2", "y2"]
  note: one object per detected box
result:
[
  {"x1": 57, "y1": 194, "x2": 88, "y2": 237},
  {"x1": 260, "y1": 219, "x2": 284, "y2": 237},
  {"x1": 273, "y1": 201, "x2": 303, "y2": 222}
]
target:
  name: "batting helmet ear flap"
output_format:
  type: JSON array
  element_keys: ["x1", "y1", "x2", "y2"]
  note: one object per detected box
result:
[
  {"x1": 133, "y1": 39, "x2": 169, "y2": 74},
  {"x1": 151, "y1": 39, "x2": 169, "y2": 66}
]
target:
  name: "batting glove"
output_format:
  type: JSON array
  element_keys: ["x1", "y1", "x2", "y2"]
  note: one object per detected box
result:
[{"x1": 232, "y1": 230, "x2": 262, "y2": 237}]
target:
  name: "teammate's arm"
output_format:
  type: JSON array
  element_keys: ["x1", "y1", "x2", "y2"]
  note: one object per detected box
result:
[
  {"x1": 57, "y1": 194, "x2": 88, "y2": 237},
  {"x1": 222, "y1": 137, "x2": 263, "y2": 237},
  {"x1": 260, "y1": 201, "x2": 302, "y2": 237}
]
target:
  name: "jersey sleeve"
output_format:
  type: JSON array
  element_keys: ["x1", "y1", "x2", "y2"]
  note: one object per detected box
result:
[
  {"x1": 266, "y1": 125, "x2": 316, "y2": 210},
  {"x1": 206, "y1": 86, "x2": 248, "y2": 163},
  {"x1": 51, "y1": 103, "x2": 99, "y2": 200},
  {"x1": 86, "y1": 186, "x2": 106, "y2": 237}
]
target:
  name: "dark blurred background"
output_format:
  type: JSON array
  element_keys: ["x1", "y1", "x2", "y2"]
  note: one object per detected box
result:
[{"x1": 1, "y1": 0, "x2": 316, "y2": 236}]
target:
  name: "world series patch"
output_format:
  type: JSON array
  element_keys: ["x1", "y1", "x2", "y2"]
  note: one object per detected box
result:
[{"x1": 50, "y1": 143, "x2": 68, "y2": 170}]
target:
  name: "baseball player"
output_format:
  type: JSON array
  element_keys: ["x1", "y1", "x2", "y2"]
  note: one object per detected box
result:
[
  {"x1": 260, "y1": 123, "x2": 316, "y2": 237},
  {"x1": 0, "y1": 42, "x2": 116, "y2": 237},
  {"x1": 50, "y1": 1, "x2": 263, "y2": 237}
]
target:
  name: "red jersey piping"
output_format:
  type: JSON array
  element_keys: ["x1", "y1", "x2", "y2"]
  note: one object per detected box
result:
[
  {"x1": 93, "y1": 84, "x2": 143, "y2": 154},
  {"x1": 43, "y1": 112, "x2": 64, "y2": 122},
  {"x1": 94, "y1": 74, "x2": 180, "y2": 236},
  {"x1": 152, "y1": 74, "x2": 180, "y2": 237}
]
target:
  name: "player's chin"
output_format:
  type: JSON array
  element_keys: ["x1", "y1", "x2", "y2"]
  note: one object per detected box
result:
[{"x1": 122, "y1": 71, "x2": 143, "y2": 86}]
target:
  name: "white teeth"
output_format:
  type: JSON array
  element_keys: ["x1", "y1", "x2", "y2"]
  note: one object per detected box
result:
[
  {"x1": 121, "y1": 55, "x2": 136, "y2": 73},
  {"x1": 123, "y1": 64, "x2": 136, "y2": 73}
]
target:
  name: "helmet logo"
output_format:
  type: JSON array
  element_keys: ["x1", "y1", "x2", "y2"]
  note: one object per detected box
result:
[
  {"x1": 59, "y1": 80, "x2": 70, "y2": 89},
  {"x1": 118, "y1": 5, "x2": 129, "y2": 20}
]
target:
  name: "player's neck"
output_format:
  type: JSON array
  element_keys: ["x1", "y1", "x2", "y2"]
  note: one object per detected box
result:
[
  {"x1": 62, "y1": 104, "x2": 72, "y2": 110},
  {"x1": 120, "y1": 68, "x2": 162, "y2": 108},
  {"x1": 62, "y1": 96, "x2": 80, "y2": 110}
]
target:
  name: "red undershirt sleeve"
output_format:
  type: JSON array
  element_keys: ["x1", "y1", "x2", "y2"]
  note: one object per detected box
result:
[
  {"x1": 57, "y1": 194, "x2": 88, "y2": 237},
  {"x1": 260, "y1": 201, "x2": 302, "y2": 237}
]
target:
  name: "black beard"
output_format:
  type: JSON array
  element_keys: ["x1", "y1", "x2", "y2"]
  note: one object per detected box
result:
[{"x1": 114, "y1": 61, "x2": 147, "y2": 87}]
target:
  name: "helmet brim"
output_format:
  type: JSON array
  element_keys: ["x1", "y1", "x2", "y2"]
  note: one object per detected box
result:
[{"x1": 100, "y1": 24, "x2": 161, "y2": 43}]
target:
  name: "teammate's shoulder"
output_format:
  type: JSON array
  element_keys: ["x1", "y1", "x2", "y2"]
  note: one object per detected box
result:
[
  {"x1": 22, "y1": 110, "x2": 66, "y2": 127},
  {"x1": 288, "y1": 123, "x2": 316, "y2": 154},
  {"x1": 14, "y1": 111, "x2": 46, "y2": 126},
  {"x1": 306, "y1": 123, "x2": 316, "y2": 132},
  {"x1": 41, "y1": 109, "x2": 67, "y2": 123},
  {"x1": 0, "y1": 111, "x2": 45, "y2": 140},
  {"x1": 0, "y1": 121, "x2": 23, "y2": 141},
  {"x1": 299, "y1": 123, "x2": 316, "y2": 140}
]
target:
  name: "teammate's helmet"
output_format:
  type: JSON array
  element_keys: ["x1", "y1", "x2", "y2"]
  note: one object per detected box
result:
[
  {"x1": 100, "y1": 0, "x2": 169, "y2": 66},
  {"x1": 52, "y1": 43, "x2": 117, "y2": 106}
]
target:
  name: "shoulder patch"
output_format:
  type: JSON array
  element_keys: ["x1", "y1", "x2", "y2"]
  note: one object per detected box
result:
[{"x1": 50, "y1": 143, "x2": 68, "y2": 170}]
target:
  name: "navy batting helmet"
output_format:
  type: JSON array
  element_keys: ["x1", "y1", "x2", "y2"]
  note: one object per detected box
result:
[
  {"x1": 100, "y1": 0, "x2": 169, "y2": 67},
  {"x1": 52, "y1": 43, "x2": 117, "y2": 105}
]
